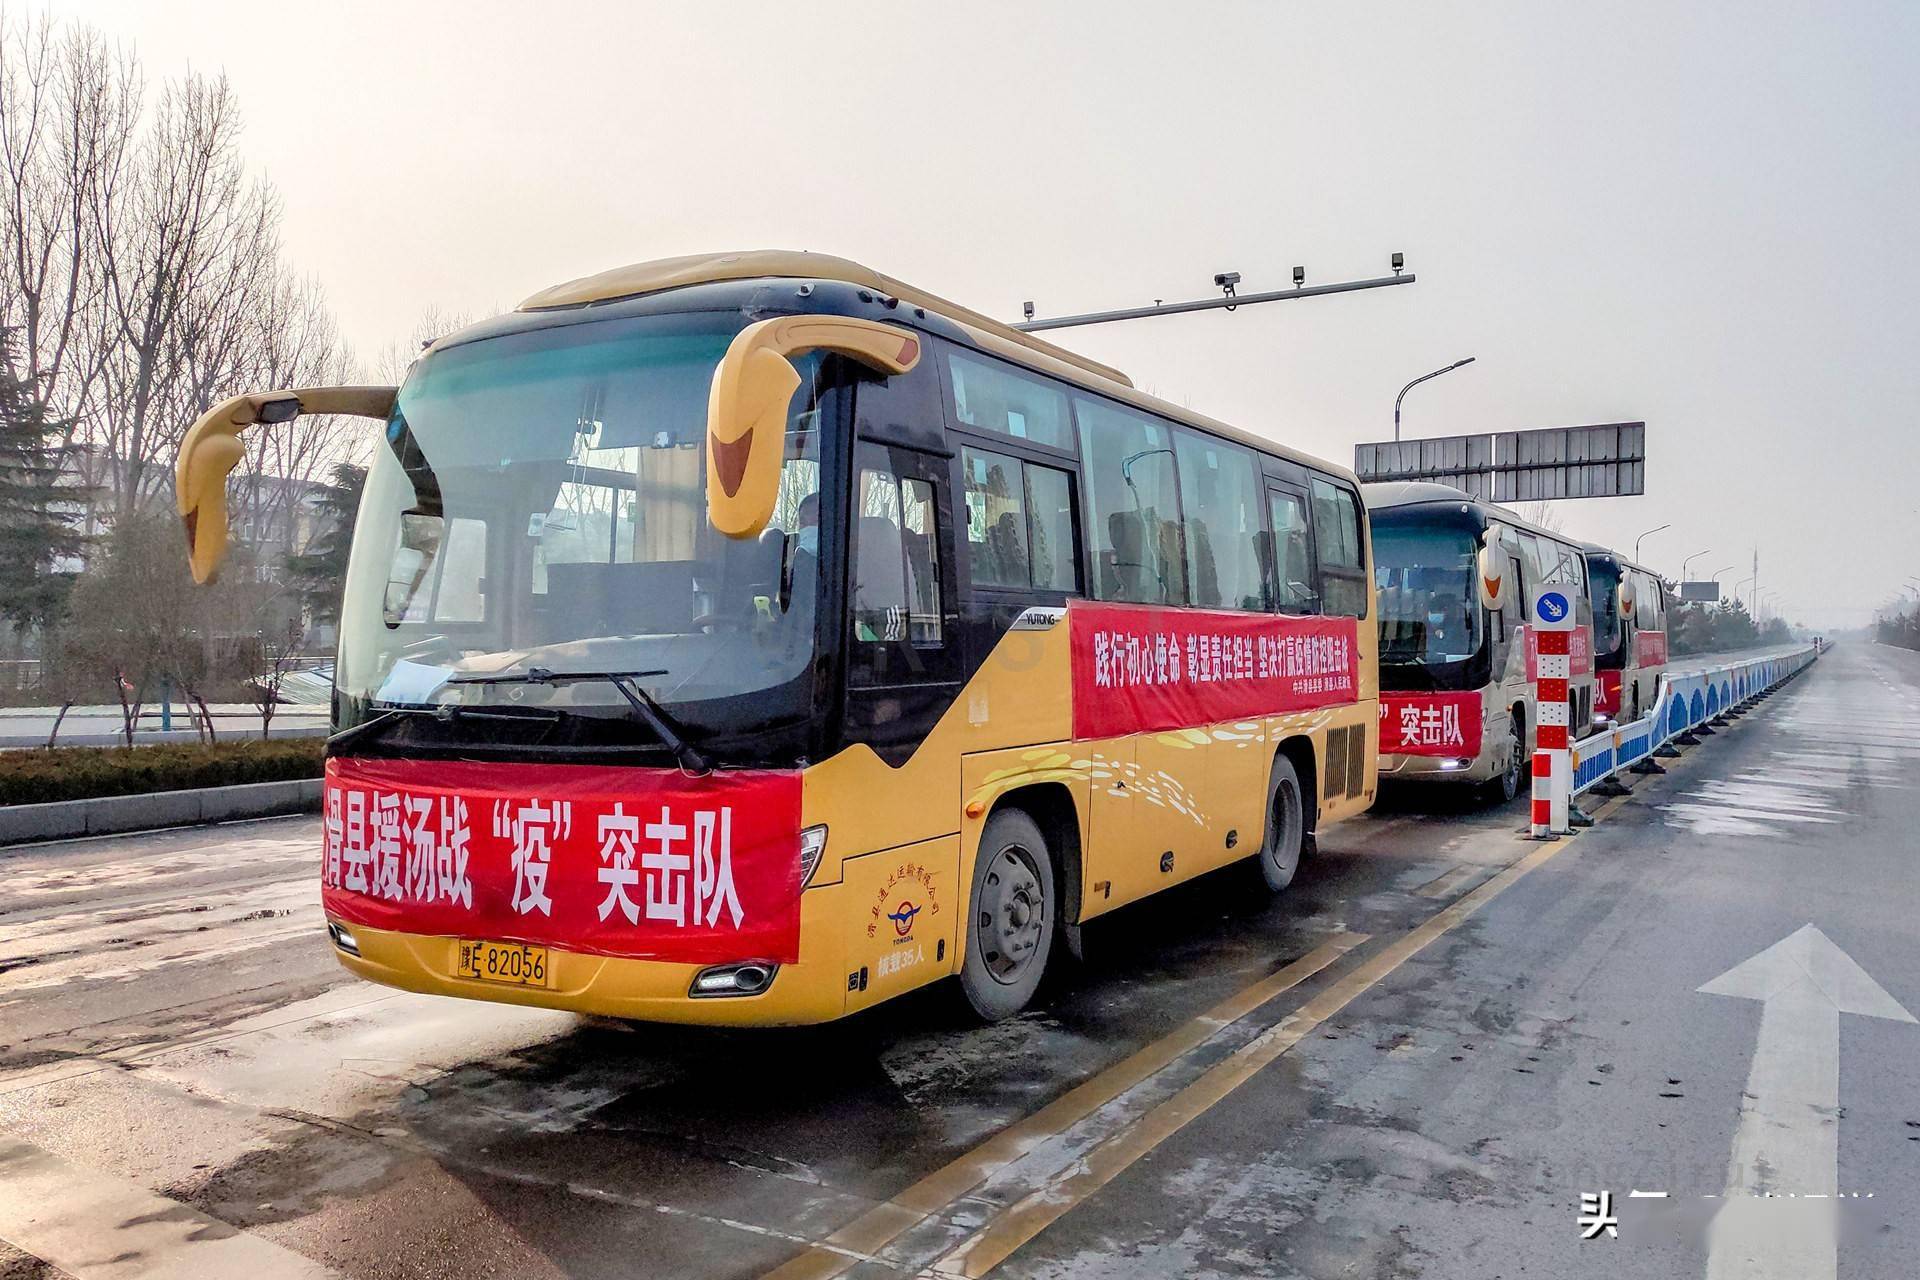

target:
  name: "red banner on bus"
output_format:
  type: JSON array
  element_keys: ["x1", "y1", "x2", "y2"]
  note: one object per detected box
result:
[
  {"x1": 1524, "y1": 624, "x2": 1593, "y2": 678},
  {"x1": 1069, "y1": 602, "x2": 1359, "y2": 739},
  {"x1": 321, "y1": 757, "x2": 803, "y2": 964},
  {"x1": 1378, "y1": 692, "x2": 1484, "y2": 757},
  {"x1": 1634, "y1": 630, "x2": 1669, "y2": 668}
]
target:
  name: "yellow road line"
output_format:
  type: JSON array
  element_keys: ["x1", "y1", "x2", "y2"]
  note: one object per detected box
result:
[
  {"x1": 934, "y1": 836, "x2": 1572, "y2": 1278},
  {"x1": 1414, "y1": 865, "x2": 1478, "y2": 897},
  {"x1": 759, "y1": 930, "x2": 1368, "y2": 1280}
]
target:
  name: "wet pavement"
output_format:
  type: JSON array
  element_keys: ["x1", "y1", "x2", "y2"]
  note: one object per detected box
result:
[{"x1": 1, "y1": 641, "x2": 1914, "y2": 1278}]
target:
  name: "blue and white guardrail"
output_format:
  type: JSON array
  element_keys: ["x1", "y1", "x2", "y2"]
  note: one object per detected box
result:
[{"x1": 1558, "y1": 644, "x2": 1820, "y2": 826}]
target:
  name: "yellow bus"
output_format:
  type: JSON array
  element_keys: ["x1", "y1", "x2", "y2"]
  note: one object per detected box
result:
[{"x1": 176, "y1": 251, "x2": 1378, "y2": 1024}]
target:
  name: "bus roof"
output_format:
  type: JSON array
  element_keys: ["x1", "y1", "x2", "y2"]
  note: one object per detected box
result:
[
  {"x1": 1580, "y1": 541, "x2": 1664, "y2": 581},
  {"x1": 514, "y1": 249, "x2": 1359, "y2": 486},
  {"x1": 1362, "y1": 480, "x2": 1588, "y2": 550}
]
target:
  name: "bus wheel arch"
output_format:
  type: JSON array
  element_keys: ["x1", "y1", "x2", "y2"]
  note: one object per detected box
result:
[
  {"x1": 1274, "y1": 735, "x2": 1318, "y2": 837},
  {"x1": 959, "y1": 801, "x2": 1062, "y2": 1021},
  {"x1": 1259, "y1": 737, "x2": 1316, "y2": 892}
]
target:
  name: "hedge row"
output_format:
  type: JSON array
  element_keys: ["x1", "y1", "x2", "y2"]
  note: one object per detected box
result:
[{"x1": 0, "y1": 738, "x2": 325, "y2": 806}]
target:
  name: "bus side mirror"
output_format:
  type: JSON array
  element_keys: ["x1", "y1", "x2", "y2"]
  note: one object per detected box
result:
[
  {"x1": 705, "y1": 316, "x2": 920, "y2": 539},
  {"x1": 176, "y1": 385, "x2": 396, "y2": 583},
  {"x1": 1476, "y1": 540, "x2": 1510, "y2": 611},
  {"x1": 1618, "y1": 577, "x2": 1637, "y2": 621}
]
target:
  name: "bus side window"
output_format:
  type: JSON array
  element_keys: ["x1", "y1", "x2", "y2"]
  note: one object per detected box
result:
[
  {"x1": 1309, "y1": 478, "x2": 1368, "y2": 619},
  {"x1": 961, "y1": 447, "x2": 1080, "y2": 595},
  {"x1": 1265, "y1": 488, "x2": 1316, "y2": 614},
  {"x1": 851, "y1": 469, "x2": 944, "y2": 652},
  {"x1": 1075, "y1": 397, "x2": 1186, "y2": 606}
]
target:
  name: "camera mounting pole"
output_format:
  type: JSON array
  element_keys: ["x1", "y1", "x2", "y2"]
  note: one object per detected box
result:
[{"x1": 1014, "y1": 257, "x2": 1413, "y2": 333}]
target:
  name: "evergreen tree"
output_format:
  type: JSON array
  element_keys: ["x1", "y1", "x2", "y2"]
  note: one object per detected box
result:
[
  {"x1": 0, "y1": 329, "x2": 86, "y2": 629},
  {"x1": 288, "y1": 461, "x2": 367, "y2": 626}
]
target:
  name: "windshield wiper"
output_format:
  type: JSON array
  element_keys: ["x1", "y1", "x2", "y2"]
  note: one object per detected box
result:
[
  {"x1": 327, "y1": 703, "x2": 564, "y2": 754},
  {"x1": 445, "y1": 668, "x2": 708, "y2": 773}
]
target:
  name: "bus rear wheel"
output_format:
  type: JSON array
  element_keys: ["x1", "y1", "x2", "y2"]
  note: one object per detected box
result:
[
  {"x1": 959, "y1": 809, "x2": 1055, "y2": 1021},
  {"x1": 1256, "y1": 754, "x2": 1306, "y2": 892}
]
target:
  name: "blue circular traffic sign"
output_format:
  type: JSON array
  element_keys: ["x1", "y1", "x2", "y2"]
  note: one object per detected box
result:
[{"x1": 1537, "y1": 591, "x2": 1570, "y2": 623}]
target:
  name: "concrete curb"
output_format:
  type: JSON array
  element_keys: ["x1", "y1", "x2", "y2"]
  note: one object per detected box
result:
[{"x1": 0, "y1": 777, "x2": 322, "y2": 846}]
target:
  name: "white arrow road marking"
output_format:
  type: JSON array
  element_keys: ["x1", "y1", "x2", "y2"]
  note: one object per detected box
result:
[{"x1": 1698, "y1": 924, "x2": 1915, "y2": 1280}]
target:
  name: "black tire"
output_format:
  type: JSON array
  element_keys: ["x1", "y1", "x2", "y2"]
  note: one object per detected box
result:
[
  {"x1": 959, "y1": 809, "x2": 1056, "y2": 1021},
  {"x1": 1490, "y1": 715, "x2": 1525, "y2": 804},
  {"x1": 1256, "y1": 754, "x2": 1306, "y2": 892}
]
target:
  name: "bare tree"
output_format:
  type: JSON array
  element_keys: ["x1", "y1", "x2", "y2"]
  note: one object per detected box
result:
[
  {"x1": 1513, "y1": 500, "x2": 1566, "y2": 534},
  {"x1": 86, "y1": 68, "x2": 284, "y2": 523},
  {"x1": 0, "y1": 14, "x2": 137, "y2": 441}
]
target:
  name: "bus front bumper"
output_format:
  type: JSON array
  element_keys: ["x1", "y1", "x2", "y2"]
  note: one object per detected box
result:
[
  {"x1": 1377, "y1": 749, "x2": 1498, "y2": 783},
  {"x1": 325, "y1": 897, "x2": 853, "y2": 1028}
]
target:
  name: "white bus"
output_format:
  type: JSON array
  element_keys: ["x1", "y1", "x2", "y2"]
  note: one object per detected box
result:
[{"x1": 1366, "y1": 483, "x2": 1596, "y2": 802}]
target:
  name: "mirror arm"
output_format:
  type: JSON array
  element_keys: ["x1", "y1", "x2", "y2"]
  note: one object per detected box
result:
[{"x1": 176, "y1": 385, "x2": 398, "y2": 584}]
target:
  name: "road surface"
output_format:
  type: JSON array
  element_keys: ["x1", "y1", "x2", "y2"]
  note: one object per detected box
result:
[{"x1": 1, "y1": 642, "x2": 1913, "y2": 1279}]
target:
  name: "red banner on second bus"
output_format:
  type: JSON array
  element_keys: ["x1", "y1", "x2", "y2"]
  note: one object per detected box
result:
[
  {"x1": 1634, "y1": 630, "x2": 1669, "y2": 668},
  {"x1": 1378, "y1": 692, "x2": 1485, "y2": 757},
  {"x1": 1069, "y1": 602, "x2": 1360, "y2": 739},
  {"x1": 320, "y1": 757, "x2": 803, "y2": 964}
]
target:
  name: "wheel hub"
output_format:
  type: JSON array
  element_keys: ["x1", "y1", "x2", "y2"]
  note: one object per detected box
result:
[{"x1": 977, "y1": 846, "x2": 1045, "y2": 984}]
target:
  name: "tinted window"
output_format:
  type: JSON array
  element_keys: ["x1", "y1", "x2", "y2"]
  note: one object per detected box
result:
[
  {"x1": 853, "y1": 469, "x2": 942, "y2": 647},
  {"x1": 1266, "y1": 490, "x2": 1316, "y2": 614},
  {"x1": 1076, "y1": 397, "x2": 1185, "y2": 605},
  {"x1": 962, "y1": 448, "x2": 1029, "y2": 588},
  {"x1": 1310, "y1": 478, "x2": 1368, "y2": 618},
  {"x1": 961, "y1": 448, "x2": 1080, "y2": 593},
  {"x1": 949, "y1": 351, "x2": 1073, "y2": 450},
  {"x1": 1026, "y1": 464, "x2": 1078, "y2": 592},
  {"x1": 960, "y1": 449, "x2": 1082, "y2": 594},
  {"x1": 1175, "y1": 429, "x2": 1266, "y2": 611}
]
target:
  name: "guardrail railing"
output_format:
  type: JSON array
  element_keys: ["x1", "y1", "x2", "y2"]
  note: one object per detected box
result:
[{"x1": 1549, "y1": 642, "x2": 1821, "y2": 833}]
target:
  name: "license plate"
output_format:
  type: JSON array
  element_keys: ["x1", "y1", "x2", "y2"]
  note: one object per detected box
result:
[{"x1": 455, "y1": 940, "x2": 552, "y2": 988}]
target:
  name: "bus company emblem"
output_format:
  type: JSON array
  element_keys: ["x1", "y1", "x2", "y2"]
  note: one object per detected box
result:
[{"x1": 869, "y1": 863, "x2": 940, "y2": 940}]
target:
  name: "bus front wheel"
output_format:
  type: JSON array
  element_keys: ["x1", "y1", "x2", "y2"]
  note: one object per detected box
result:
[
  {"x1": 1491, "y1": 717, "x2": 1526, "y2": 804},
  {"x1": 1256, "y1": 754, "x2": 1306, "y2": 892},
  {"x1": 959, "y1": 809, "x2": 1056, "y2": 1021}
]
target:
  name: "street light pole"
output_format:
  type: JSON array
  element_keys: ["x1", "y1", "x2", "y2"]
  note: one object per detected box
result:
[
  {"x1": 1635, "y1": 523, "x2": 1672, "y2": 563},
  {"x1": 1393, "y1": 357, "x2": 1476, "y2": 443},
  {"x1": 1681, "y1": 549, "x2": 1710, "y2": 581}
]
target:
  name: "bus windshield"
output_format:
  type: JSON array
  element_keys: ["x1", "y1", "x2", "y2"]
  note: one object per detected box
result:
[
  {"x1": 1374, "y1": 520, "x2": 1485, "y2": 672},
  {"x1": 334, "y1": 311, "x2": 828, "y2": 745},
  {"x1": 1589, "y1": 557, "x2": 1624, "y2": 657}
]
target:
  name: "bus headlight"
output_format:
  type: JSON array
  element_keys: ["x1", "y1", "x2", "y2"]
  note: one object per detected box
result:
[
  {"x1": 799, "y1": 825, "x2": 828, "y2": 887},
  {"x1": 690, "y1": 962, "x2": 777, "y2": 997}
]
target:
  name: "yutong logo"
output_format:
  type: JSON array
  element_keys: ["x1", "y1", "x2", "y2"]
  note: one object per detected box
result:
[{"x1": 887, "y1": 900, "x2": 922, "y2": 937}]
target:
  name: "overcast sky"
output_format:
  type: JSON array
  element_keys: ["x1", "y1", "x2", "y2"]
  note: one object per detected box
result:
[{"x1": 57, "y1": 0, "x2": 1920, "y2": 627}]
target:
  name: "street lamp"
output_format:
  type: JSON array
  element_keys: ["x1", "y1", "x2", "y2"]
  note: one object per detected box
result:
[
  {"x1": 1393, "y1": 357, "x2": 1476, "y2": 443},
  {"x1": 1681, "y1": 549, "x2": 1710, "y2": 581},
  {"x1": 1635, "y1": 523, "x2": 1672, "y2": 562}
]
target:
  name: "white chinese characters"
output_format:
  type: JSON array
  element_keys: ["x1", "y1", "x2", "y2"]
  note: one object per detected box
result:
[
  {"x1": 324, "y1": 784, "x2": 751, "y2": 935},
  {"x1": 1091, "y1": 627, "x2": 1354, "y2": 693},
  {"x1": 324, "y1": 786, "x2": 474, "y2": 908},
  {"x1": 1395, "y1": 700, "x2": 1465, "y2": 749}
]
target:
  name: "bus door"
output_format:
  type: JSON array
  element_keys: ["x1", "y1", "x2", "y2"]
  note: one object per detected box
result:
[{"x1": 844, "y1": 442, "x2": 962, "y2": 761}]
